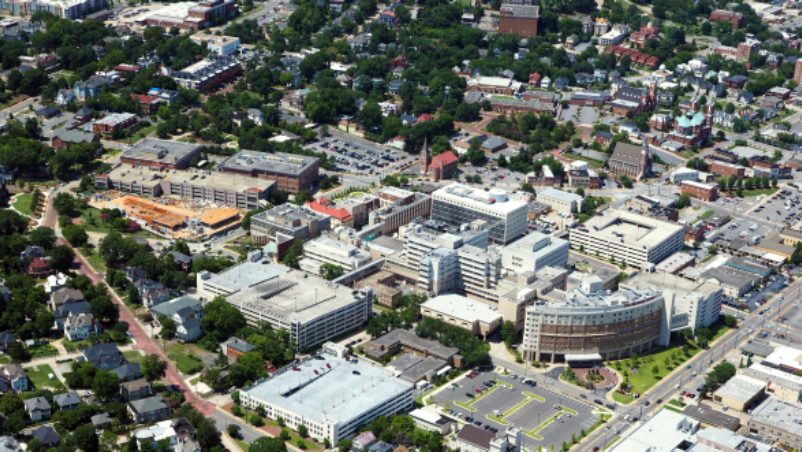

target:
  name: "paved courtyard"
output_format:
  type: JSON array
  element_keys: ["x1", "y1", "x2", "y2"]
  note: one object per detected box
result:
[{"x1": 433, "y1": 371, "x2": 603, "y2": 449}]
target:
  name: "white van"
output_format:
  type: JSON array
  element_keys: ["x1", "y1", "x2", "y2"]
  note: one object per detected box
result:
[
  {"x1": 493, "y1": 410, "x2": 502, "y2": 417},
  {"x1": 624, "y1": 415, "x2": 631, "y2": 421}
]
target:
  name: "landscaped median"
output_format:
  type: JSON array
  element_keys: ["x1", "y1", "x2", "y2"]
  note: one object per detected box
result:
[
  {"x1": 486, "y1": 391, "x2": 545, "y2": 425},
  {"x1": 523, "y1": 410, "x2": 566, "y2": 440}
]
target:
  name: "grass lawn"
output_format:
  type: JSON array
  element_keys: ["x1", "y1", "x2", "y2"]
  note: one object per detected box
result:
[
  {"x1": 124, "y1": 350, "x2": 143, "y2": 363},
  {"x1": 28, "y1": 343, "x2": 58, "y2": 358},
  {"x1": 166, "y1": 343, "x2": 205, "y2": 375},
  {"x1": 76, "y1": 208, "x2": 160, "y2": 238},
  {"x1": 603, "y1": 437, "x2": 621, "y2": 451},
  {"x1": 679, "y1": 150, "x2": 697, "y2": 159},
  {"x1": 611, "y1": 339, "x2": 700, "y2": 404},
  {"x1": 700, "y1": 210, "x2": 715, "y2": 220},
  {"x1": 741, "y1": 188, "x2": 779, "y2": 197},
  {"x1": 235, "y1": 439, "x2": 250, "y2": 452},
  {"x1": 665, "y1": 405, "x2": 683, "y2": 413},
  {"x1": 80, "y1": 247, "x2": 106, "y2": 273},
  {"x1": 567, "y1": 153, "x2": 607, "y2": 168},
  {"x1": 131, "y1": 124, "x2": 157, "y2": 142},
  {"x1": 105, "y1": 148, "x2": 122, "y2": 157},
  {"x1": 0, "y1": 357, "x2": 9, "y2": 364},
  {"x1": 25, "y1": 364, "x2": 65, "y2": 391},
  {"x1": 0, "y1": 94, "x2": 28, "y2": 110},
  {"x1": 13, "y1": 194, "x2": 34, "y2": 215}
]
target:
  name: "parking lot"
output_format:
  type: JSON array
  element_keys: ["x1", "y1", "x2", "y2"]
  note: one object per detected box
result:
[
  {"x1": 304, "y1": 135, "x2": 413, "y2": 175},
  {"x1": 713, "y1": 216, "x2": 771, "y2": 247},
  {"x1": 433, "y1": 371, "x2": 601, "y2": 449}
]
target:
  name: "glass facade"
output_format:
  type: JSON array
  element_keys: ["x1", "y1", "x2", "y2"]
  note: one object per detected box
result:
[{"x1": 430, "y1": 199, "x2": 512, "y2": 244}]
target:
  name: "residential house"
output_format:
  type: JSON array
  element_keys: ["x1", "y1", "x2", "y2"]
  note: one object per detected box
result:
[
  {"x1": 149, "y1": 296, "x2": 204, "y2": 343},
  {"x1": 73, "y1": 75, "x2": 111, "y2": 101},
  {"x1": 91, "y1": 413, "x2": 113, "y2": 430},
  {"x1": 121, "y1": 378, "x2": 153, "y2": 402},
  {"x1": 27, "y1": 257, "x2": 53, "y2": 278},
  {"x1": 53, "y1": 392, "x2": 81, "y2": 412},
  {"x1": 657, "y1": 91, "x2": 675, "y2": 105},
  {"x1": 112, "y1": 363, "x2": 143, "y2": 382},
  {"x1": 595, "y1": 131, "x2": 614, "y2": 146},
  {"x1": 81, "y1": 343, "x2": 127, "y2": 371},
  {"x1": 168, "y1": 252, "x2": 193, "y2": 271},
  {"x1": 0, "y1": 332, "x2": 14, "y2": 354},
  {"x1": 55, "y1": 89, "x2": 75, "y2": 105},
  {"x1": 24, "y1": 397, "x2": 51, "y2": 422},
  {"x1": 53, "y1": 301, "x2": 91, "y2": 330},
  {"x1": 379, "y1": 11, "x2": 397, "y2": 26},
  {"x1": 31, "y1": 426, "x2": 60, "y2": 449},
  {"x1": 221, "y1": 337, "x2": 256, "y2": 361},
  {"x1": 2, "y1": 365, "x2": 27, "y2": 392},
  {"x1": 553, "y1": 77, "x2": 569, "y2": 90},
  {"x1": 128, "y1": 396, "x2": 171, "y2": 423},
  {"x1": 50, "y1": 129, "x2": 99, "y2": 151},
  {"x1": 64, "y1": 313, "x2": 100, "y2": 341},
  {"x1": 142, "y1": 287, "x2": 170, "y2": 308},
  {"x1": 130, "y1": 94, "x2": 163, "y2": 115}
]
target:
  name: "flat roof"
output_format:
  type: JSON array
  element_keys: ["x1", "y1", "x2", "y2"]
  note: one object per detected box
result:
[
  {"x1": 537, "y1": 188, "x2": 583, "y2": 204},
  {"x1": 225, "y1": 266, "x2": 368, "y2": 324},
  {"x1": 764, "y1": 346, "x2": 802, "y2": 368},
  {"x1": 701, "y1": 266, "x2": 758, "y2": 288},
  {"x1": 740, "y1": 366, "x2": 802, "y2": 392},
  {"x1": 655, "y1": 252, "x2": 695, "y2": 273},
  {"x1": 421, "y1": 294, "x2": 502, "y2": 324},
  {"x1": 574, "y1": 210, "x2": 685, "y2": 250},
  {"x1": 218, "y1": 150, "x2": 318, "y2": 176},
  {"x1": 432, "y1": 183, "x2": 528, "y2": 215},
  {"x1": 398, "y1": 356, "x2": 448, "y2": 383},
  {"x1": 750, "y1": 398, "x2": 802, "y2": 437},
  {"x1": 609, "y1": 409, "x2": 699, "y2": 452},
  {"x1": 122, "y1": 138, "x2": 200, "y2": 164},
  {"x1": 622, "y1": 271, "x2": 722, "y2": 298},
  {"x1": 202, "y1": 261, "x2": 287, "y2": 293},
  {"x1": 244, "y1": 355, "x2": 411, "y2": 426},
  {"x1": 713, "y1": 374, "x2": 765, "y2": 402},
  {"x1": 370, "y1": 329, "x2": 460, "y2": 359},
  {"x1": 681, "y1": 404, "x2": 741, "y2": 431},
  {"x1": 104, "y1": 165, "x2": 275, "y2": 193}
]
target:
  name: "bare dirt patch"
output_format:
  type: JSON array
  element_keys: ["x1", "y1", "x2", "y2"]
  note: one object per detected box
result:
[{"x1": 72, "y1": 218, "x2": 86, "y2": 225}]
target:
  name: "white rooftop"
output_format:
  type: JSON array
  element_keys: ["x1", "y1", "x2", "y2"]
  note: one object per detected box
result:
[
  {"x1": 578, "y1": 210, "x2": 685, "y2": 250},
  {"x1": 609, "y1": 409, "x2": 699, "y2": 452},
  {"x1": 713, "y1": 374, "x2": 766, "y2": 402},
  {"x1": 537, "y1": 188, "x2": 583, "y2": 204},
  {"x1": 433, "y1": 183, "x2": 528, "y2": 215},
  {"x1": 421, "y1": 294, "x2": 502, "y2": 324}
]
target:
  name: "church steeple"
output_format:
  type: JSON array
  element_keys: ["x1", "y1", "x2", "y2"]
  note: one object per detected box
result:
[{"x1": 420, "y1": 136, "x2": 430, "y2": 177}]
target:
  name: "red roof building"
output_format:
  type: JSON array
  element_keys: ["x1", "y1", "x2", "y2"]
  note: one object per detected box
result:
[
  {"x1": 415, "y1": 114, "x2": 434, "y2": 125},
  {"x1": 427, "y1": 151, "x2": 458, "y2": 181},
  {"x1": 28, "y1": 257, "x2": 53, "y2": 278},
  {"x1": 528, "y1": 72, "x2": 542, "y2": 86},
  {"x1": 605, "y1": 46, "x2": 660, "y2": 69},
  {"x1": 130, "y1": 94, "x2": 164, "y2": 116},
  {"x1": 306, "y1": 198, "x2": 355, "y2": 228}
]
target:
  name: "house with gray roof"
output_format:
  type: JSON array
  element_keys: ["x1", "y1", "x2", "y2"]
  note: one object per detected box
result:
[
  {"x1": 128, "y1": 396, "x2": 170, "y2": 423},
  {"x1": 112, "y1": 363, "x2": 142, "y2": 382},
  {"x1": 2, "y1": 365, "x2": 27, "y2": 392},
  {"x1": 31, "y1": 425, "x2": 60, "y2": 448},
  {"x1": 121, "y1": 378, "x2": 153, "y2": 402},
  {"x1": 53, "y1": 301, "x2": 91, "y2": 330},
  {"x1": 80, "y1": 343, "x2": 127, "y2": 370},
  {"x1": 49, "y1": 288, "x2": 84, "y2": 311},
  {"x1": 0, "y1": 332, "x2": 14, "y2": 354},
  {"x1": 54, "y1": 392, "x2": 81, "y2": 411},
  {"x1": 150, "y1": 296, "x2": 204, "y2": 343},
  {"x1": 91, "y1": 413, "x2": 113, "y2": 429},
  {"x1": 24, "y1": 397, "x2": 51, "y2": 422}
]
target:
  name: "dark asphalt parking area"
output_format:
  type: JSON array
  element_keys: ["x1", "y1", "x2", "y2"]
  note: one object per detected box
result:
[{"x1": 433, "y1": 371, "x2": 600, "y2": 449}]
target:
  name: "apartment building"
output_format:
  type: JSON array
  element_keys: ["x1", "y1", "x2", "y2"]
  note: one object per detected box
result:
[
  {"x1": 250, "y1": 204, "x2": 331, "y2": 245},
  {"x1": 497, "y1": 5, "x2": 539, "y2": 38},
  {"x1": 710, "y1": 10, "x2": 744, "y2": 28},
  {"x1": 368, "y1": 187, "x2": 432, "y2": 235},
  {"x1": 0, "y1": 0, "x2": 107, "y2": 19},
  {"x1": 189, "y1": 34, "x2": 241, "y2": 55},
  {"x1": 681, "y1": 181, "x2": 718, "y2": 201},
  {"x1": 171, "y1": 55, "x2": 241, "y2": 91},
  {"x1": 92, "y1": 113, "x2": 138, "y2": 134},
  {"x1": 120, "y1": 139, "x2": 201, "y2": 171},
  {"x1": 430, "y1": 184, "x2": 528, "y2": 245}
]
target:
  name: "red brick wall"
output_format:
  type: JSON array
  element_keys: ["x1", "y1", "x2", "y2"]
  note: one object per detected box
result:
[{"x1": 498, "y1": 16, "x2": 538, "y2": 38}]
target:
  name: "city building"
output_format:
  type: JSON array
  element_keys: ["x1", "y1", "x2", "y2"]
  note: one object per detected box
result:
[
  {"x1": 189, "y1": 34, "x2": 241, "y2": 55},
  {"x1": 536, "y1": 188, "x2": 582, "y2": 214},
  {"x1": 621, "y1": 272, "x2": 722, "y2": 331},
  {"x1": 368, "y1": 187, "x2": 432, "y2": 236},
  {"x1": 599, "y1": 23, "x2": 629, "y2": 46},
  {"x1": 795, "y1": 59, "x2": 802, "y2": 86},
  {"x1": 430, "y1": 184, "x2": 528, "y2": 245},
  {"x1": 299, "y1": 235, "x2": 372, "y2": 275},
  {"x1": 95, "y1": 165, "x2": 273, "y2": 210},
  {"x1": 708, "y1": 161, "x2": 746, "y2": 178},
  {"x1": 354, "y1": 271, "x2": 402, "y2": 307},
  {"x1": 737, "y1": 38, "x2": 761, "y2": 62},
  {"x1": 420, "y1": 294, "x2": 503, "y2": 339},
  {"x1": 170, "y1": 55, "x2": 241, "y2": 91},
  {"x1": 609, "y1": 82, "x2": 657, "y2": 116},
  {"x1": 199, "y1": 260, "x2": 373, "y2": 350},
  {"x1": 681, "y1": 180, "x2": 718, "y2": 201},
  {"x1": 497, "y1": 5, "x2": 539, "y2": 38},
  {"x1": 0, "y1": 0, "x2": 107, "y2": 19},
  {"x1": 522, "y1": 280, "x2": 667, "y2": 362},
  {"x1": 92, "y1": 113, "x2": 138, "y2": 135},
  {"x1": 336, "y1": 194, "x2": 379, "y2": 227},
  {"x1": 419, "y1": 143, "x2": 458, "y2": 181},
  {"x1": 137, "y1": 0, "x2": 236, "y2": 30},
  {"x1": 499, "y1": 231, "x2": 569, "y2": 273},
  {"x1": 747, "y1": 398, "x2": 802, "y2": 449},
  {"x1": 305, "y1": 199, "x2": 354, "y2": 229},
  {"x1": 569, "y1": 210, "x2": 684, "y2": 268},
  {"x1": 250, "y1": 204, "x2": 331, "y2": 248},
  {"x1": 699, "y1": 266, "x2": 758, "y2": 299},
  {"x1": 466, "y1": 77, "x2": 523, "y2": 96},
  {"x1": 710, "y1": 10, "x2": 744, "y2": 28},
  {"x1": 240, "y1": 354, "x2": 413, "y2": 445},
  {"x1": 526, "y1": 165, "x2": 562, "y2": 187},
  {"x1": 120, "y1": 139, "x2": 201, "y2": 171},
  {"x1": 655, "y1": 252, "x2": 696, "y2": 274},
  {"x1": 567, "y1": 168, "x2": 600, "y2": 189},
  {"x1": 671, "y1": 167, "x2": 700, "y2": 184},
  {"x1": 217, "y1": 150, "x2": 319, "y2": 194},
  {"x1": 712, "y1": 375, "x2": 766, "y2": 411},
  {"x1": 50, "y1": 129, "x2": 99, "y2": 150},
  {"x1": 609, "y1": 409, "x2": 700, "y2": 451},
  {"x1": 409, "y1": 409, "x2": 452, "y2": 435},
  {"x1": 451, "y1": 426, "x2": 522, "y2": 452},
  {"x1": 608, "y1": 141, "x2": 652, "y2": 180},
  {"x1": 666, "y1": 103, "x2": 715, "y2": 148}
]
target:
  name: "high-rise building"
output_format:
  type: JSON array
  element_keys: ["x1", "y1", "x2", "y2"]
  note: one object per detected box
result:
[
  {"x1": 795, "y1": 59, "x2": 802, "y2": 85},
  {"x1": 430, "y1": 184, "x2": 528, "y2": 245}
]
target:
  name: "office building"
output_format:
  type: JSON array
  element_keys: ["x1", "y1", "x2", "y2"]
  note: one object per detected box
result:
[
  {"x1": 537, "y1": 188, "x2": 582, "y2": 213},
  {"x1": 621, "y1": 272, "x2": 722, "y2": 331},
  {"x1": 569, "y1": 210, "x2": 684, "y2": 268},
  {"x1": 522, "y1": 281, "x2": 667, "y2": 362},
  {"x1": 171, "y1": 55, "x2": 241, "y2": 91},
  {"x1": 299, "y1": 235, "x2": 372, "y2": 275},
  {"x1": 681, "y1": 180, "x2": 718, "y2": 202},
  {"x1": 137, "y1": 0, "x2": 236, "y2": 30},
  {"x1": 795, "y1": 59, "x2": 802, "y2": 86},
  {"x1": 497, "y1": 5, "x2": 539, "y2": 38},
  {"x1": 499, "y1": 231, "x2": 569, "y2": 274},
  {"x1": 198, "y1": 258, "x2": 372, "y2": 350},
  {"x1": 712, "y1": 375, "x2": 766, "y2": 412},
  {"x1": 739, "y1": 366, "x2": 802, "y2": 408},
  {"x1": 609, "y1": 409, "x2": 700, "y2": 451},
  {"x1": 430, "y1": 184, "x2": 528, "y2": 245},
  {"x1": 189, "y1": 34, "x2": 241, "y2": 55},
  {"x1": 368, "y1": 187, "x2": 432, "y2": 235},
  {"x1": 218, "y1": 150, "x2": 319, "y2": 194},
  {"x1": 655, "y1": 252, "x2": 695, "y2": 275},
  {"x1": 240, "y1": 354, "x2": 413, "y2": 445},
  {"x1": 699, "y1": 266, "x2": 758, "y2": 298},
  {"x1": 420, "y1": 294, "x2": 503, "y2": 339},
  {"x1": 671, "y1": 167, "x2": 700, "y2": 184},
  {"x1": 95, "y1": 165, "x2": 273, "y2": 210},
  {"x1": 0, "y1": 0, "x2": 107, "y2": 19},
  {"x1": 337, "y1": 194, "x2": 379, "y2": 227},
  {"x1": 747, "y1": 398, "x2": 802, "y2": 450},
  {"x1": 250, "y1": 204, "x2": 331, "y2": 246},
  {"x1": 120, "y1": 139, "x2": 201, "y2": 171}
]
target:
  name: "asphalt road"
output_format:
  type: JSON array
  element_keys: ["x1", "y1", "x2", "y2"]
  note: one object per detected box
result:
[{"x1": 210, "y1": 411, "x2": 265, "y2": 443}]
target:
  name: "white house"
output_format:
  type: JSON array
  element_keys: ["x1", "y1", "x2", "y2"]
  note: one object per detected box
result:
[{"x1": 64, "y1": 313, "x2": 101, "y2": 341}]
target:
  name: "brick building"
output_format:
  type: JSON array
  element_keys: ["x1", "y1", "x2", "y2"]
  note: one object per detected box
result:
[
  {"x1": 217, "y1": 150, "x2": 319, "y2": 194},
  {"x1": 608, "y1": 141, "x2": 652, "y2": 180},
  {"x1": 709, "y1": 161, "x2": 746, "y2": 178},
  {"x1": 605, "y1": 46, "x2": 660, "y2": 69},
  {"x1": 141, "y1": 0, "x2": 236, "y2": 30},
  {"x1": 130, "y1": 94, "x2": 163, "y2": 115},
  {"x1": 681, "y1": 181, "x2": 718, "y2": 202},
  {"x1": 120, "y1": 139, "x2": 201, "y2": 171},
  {"x1": 737, "y1": 39, "x2": 761, "y2": 62},
  {"x1": 92, "y1": 113, "x2": 138, "y2": 134},
  {"x1": 221, "y1": 337, "x2": 256, "y2": 361},
  {"x1": 498, "y1": 5, "x2": 539, "y2": 38},
  {"x1": 51, "y1": 130, "x2": 99, "y2": 150},
  {"x1": 795, "y1": 59, "x2": 802, "y2": 85},
  {"x1": 609, "y1": 82, "x2": 657, "y2": 116},
  {"x1": 629, "y1": 22, "x2": 659, "y2": 48},
  {"x1": 710, "y1": 10, "x2": 745, "y2": 28}
]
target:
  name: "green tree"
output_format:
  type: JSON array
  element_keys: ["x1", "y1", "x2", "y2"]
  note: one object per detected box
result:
[
  {"x1": 298, "y1": 424, "x2": 308, "y2": 438},
  {"x1": 92, "y1": 370, "x2": 120, "y2": 401},
  {"x1": 320, "y1": 263, "x2": 344, "y2": 280},
  {"x1": 724, "y1": 315, "x2": 736, "y2": 328},
  {"x1": 74, "y1": 424, "x2": 100, "y2": 452},
  {"x1": 62, "y1": 224, "x2": 89, "y2": 247},
  {"x1": 141, "y1": 354, "x2": 168, "y2": 383},
  {"x1": 338, "y1": 439, "x2": 353, "y2": 452},
  {"x1": 52, "y1": 192, "x2": 76, "y2": 215},
  {"x1": 8, "y1": 342, "x2": 29, "y2": 363},
  {"x1": 500, "y1": 321, "x2": 517, "y2": 347},
  {"x1": 29, "y1": 226, "x2": 56, "y2": 249},
  {"x1": 0, "y1": 393, "x2": 23, "y2": 415},
  {"x1": 159, "y1": 315, "x2": 177, "y2": 339},
  {"x1": 251, "y1": 437, "x2": 287, "y2": 452}
]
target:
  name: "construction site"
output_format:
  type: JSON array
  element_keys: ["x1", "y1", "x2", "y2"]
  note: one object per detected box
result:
[{"x1": 90, "y1": 193, "x2": 241, "y2": 240}]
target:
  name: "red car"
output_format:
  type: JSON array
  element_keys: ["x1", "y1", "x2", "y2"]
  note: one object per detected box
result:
[
  {"x1": 475, "y1": 388, "x2": 483, "y2": 394},
  {"x1": 762, "y1": 298, "x2": 767, "y2": 303}
]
